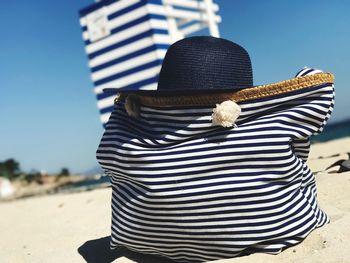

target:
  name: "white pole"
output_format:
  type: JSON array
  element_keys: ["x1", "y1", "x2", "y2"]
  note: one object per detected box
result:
[
  {"x1": 164, "y1": 4, "x2": 183, "y2": 42},
  {"x1": 163, "y1": 0, "x2": 219, "y2": 12},
  {"x1": 203, "y1": 0, "x2": 220, "y2": 37},
  {"x1": 165, "y1": 8, "x2": 221, "y2": 23}
]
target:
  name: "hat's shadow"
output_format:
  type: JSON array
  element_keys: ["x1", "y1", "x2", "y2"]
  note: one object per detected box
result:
[{"x1": 78, "y1": 236, "x2": 175, "y2": 263}]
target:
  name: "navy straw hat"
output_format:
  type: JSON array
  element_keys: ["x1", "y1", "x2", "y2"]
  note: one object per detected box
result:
[{"x1": 104, "y1": 36, "x2": 253, "y2": 96}]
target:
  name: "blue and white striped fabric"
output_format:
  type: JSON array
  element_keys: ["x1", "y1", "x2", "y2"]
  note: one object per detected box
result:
[
  {"x1": 96, "y1": 68, "x2": 335, "y2": 262},
  {"x1": 79, "y1": 0, "x2": 171, "y2": 125}
]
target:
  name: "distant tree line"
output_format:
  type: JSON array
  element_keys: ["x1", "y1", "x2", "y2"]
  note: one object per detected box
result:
[{"x1": 0, "y1": 158, "x2": 70, "y2": 182}]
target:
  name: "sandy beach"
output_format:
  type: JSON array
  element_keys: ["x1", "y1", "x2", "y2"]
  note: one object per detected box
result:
[{"x1": 1, "y1": 137, "x2": 349, "y2": 263}]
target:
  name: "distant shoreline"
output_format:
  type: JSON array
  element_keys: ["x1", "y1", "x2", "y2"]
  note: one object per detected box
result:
[
  {"x1": 1, "y1": 174, "x2": 109, "y2": 202},
  {"x1": 312, "y1": 119, "x2": 350, "y2": 143}
]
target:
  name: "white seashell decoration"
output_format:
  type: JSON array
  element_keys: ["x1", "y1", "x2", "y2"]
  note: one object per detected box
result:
[{"x1": 212, "y1": 100, "x2": 241, "y2": 127}]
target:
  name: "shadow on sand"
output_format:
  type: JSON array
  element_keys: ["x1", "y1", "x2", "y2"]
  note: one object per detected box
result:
[{"x1": 78, "y1": 236, "x2": 175, "y2": 263}]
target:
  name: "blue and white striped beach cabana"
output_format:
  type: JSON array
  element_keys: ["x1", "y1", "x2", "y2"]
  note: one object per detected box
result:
[{"x1": 79, "y1": 0, "x2": 221, "y2": 126}]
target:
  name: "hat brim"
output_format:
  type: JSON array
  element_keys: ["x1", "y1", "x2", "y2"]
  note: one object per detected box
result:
[
  {"x1": 104, "y1": 71, "x2": 335, "y2": 98},
  {"x1": 111, "y1": 73, "x2": 334, "y2": 107},
  {"x1": 103, "y1": 86, "x2": 251, "y2": 97}
]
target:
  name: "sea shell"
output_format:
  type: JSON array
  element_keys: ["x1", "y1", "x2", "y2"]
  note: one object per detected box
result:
[{"x1": 212, "y1": 100, "x2": 241, "y2": 127}]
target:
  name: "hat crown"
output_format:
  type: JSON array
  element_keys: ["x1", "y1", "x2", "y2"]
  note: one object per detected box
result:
[{"x1": 157, "y1": 36, "x2": 253, "y2": 93}]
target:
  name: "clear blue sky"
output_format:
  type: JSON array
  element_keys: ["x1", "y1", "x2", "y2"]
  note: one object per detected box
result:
[{"x1": 1, "y1": 0, "x2": 349, "y2": 174}]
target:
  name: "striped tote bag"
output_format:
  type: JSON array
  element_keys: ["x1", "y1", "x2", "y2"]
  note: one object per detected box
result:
[{"x1": 96, "y1": 68, "x2": 335, "y2": 262}]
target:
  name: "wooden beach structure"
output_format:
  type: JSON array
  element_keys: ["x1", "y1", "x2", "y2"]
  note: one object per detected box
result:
[{"x1": 79, "y1": 0, "x2": 221, "y2": 126}]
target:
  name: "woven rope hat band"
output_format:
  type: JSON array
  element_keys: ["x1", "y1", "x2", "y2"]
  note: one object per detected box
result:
[
  {"x1": 104, "y1": 36, "x2": 253, "y2": 95},
  {"x1": 115, "y1": 73, "x2": 334, "y2": 107}
]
